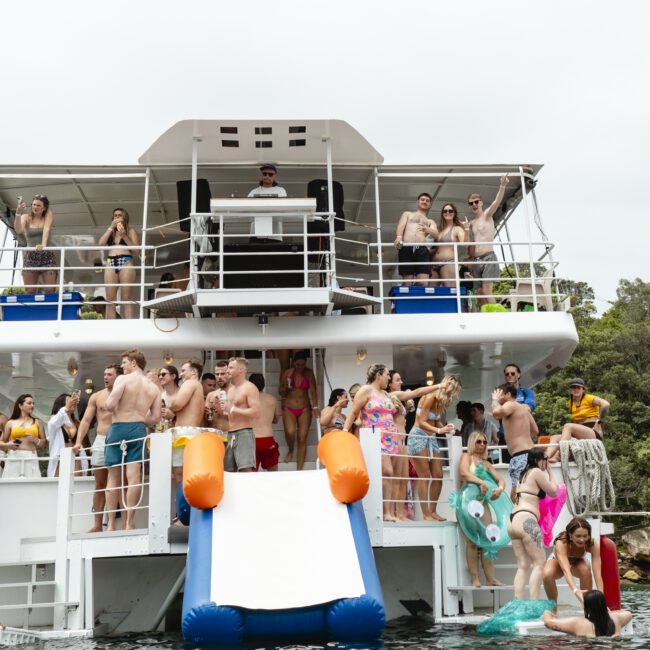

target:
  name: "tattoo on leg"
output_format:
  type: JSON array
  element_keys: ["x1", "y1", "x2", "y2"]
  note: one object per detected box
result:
[{"x1": 523, "y1": 518, "x2": 543, "y2": 549}]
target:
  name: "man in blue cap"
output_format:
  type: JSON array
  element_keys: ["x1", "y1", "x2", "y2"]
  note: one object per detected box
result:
[{"x1": 248, "y1": 163, "x2": 287, "y2": 198}]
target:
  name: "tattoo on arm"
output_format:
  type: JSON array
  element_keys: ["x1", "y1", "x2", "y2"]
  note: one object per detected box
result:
[{"x1": 523, "y1": 517, "x2": 543, "y2": 549}]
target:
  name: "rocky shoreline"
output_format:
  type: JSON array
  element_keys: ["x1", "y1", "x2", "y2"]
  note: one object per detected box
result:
[{"x1": 619, "y1": 527, "x2": 650, "y2": 585}]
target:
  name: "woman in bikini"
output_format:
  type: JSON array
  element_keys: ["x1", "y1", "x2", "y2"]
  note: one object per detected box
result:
[
  {"x1": 279, "y1": 351, "x2": 319, "y2": 470},
  {"x1": 344, "y1": 363, "x2": 403, "y2": 521},
  {"x1": 507, "y1": 447, "x2": 557, "y2": 599},
  {"x1": 407, "y1": 375, "x2": 462, "y2": 521},
  {"x1": 319, "y1": 389, "x2": 349, "y2": 435},
  {"x1": 388, "y1": 370, "x2": 444, "y2": 520},
  {"x1": 458, "y1": 431, "x2": 506, "y2": 587},
  {"x1": 1, "y1": 394, "x2": 47, "y2": 479},
  {"x1": 98, "y1": 207, "x2": 141, "y2": 319},
  {"x1": 543, "y1": 517, "x2": 603, "y2": 612},
  {"x1": 14, "y1": 194, "x2": 57, "y2": 293},
  {"x1": 543, "y1": 590, "x2": 632, "y2": 638},
  {"x1": 432, "y1": 203, "x2": 470, "y2": 286},
  {"x1": 547, "y1": 378, "x2": 609, "y2": 462}
]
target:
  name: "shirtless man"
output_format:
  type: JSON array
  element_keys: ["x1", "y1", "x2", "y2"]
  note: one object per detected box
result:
[
  {"x1": 158, "y1": 365, "x2": 179, "y2": 430},
  {"x1": 394, "y1": 193, "x2": 437, "y2": 285},
  {"x1": 205, "y1": 360, "x2": 231, "y2": 432},
  {"x1": 491, "y1": 383, "x2": 538, "y2": 500},
  {"x1": 105, "y1": 349, "x2": 161, "y2": 531},
  {"x1": 72, "y1": 363, "x2": 123, "y2": 532},
  {"x1": 221, "y1": 357, "x2": 260, "y2": 472},
  {"x1": 467, "y1": 174, "x2": 509, "y2": 304},
  {"x1": 200, "y1": 372, "x2": 217, "y2": 398},
  {"x1": 169, "y1": 359, "x2": 205, "y2": 485},
  {"x1": 249, "y1": 373, "x2": 281, "y2": 471}
]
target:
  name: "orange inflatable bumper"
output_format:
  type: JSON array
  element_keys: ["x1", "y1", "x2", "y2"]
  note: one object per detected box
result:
[
  {"x1": 183, "y1": 432, "x2": 226, "y2": 510},
  {"x1": 317, "y1": 430, "x2": 369, "y2": 503}
]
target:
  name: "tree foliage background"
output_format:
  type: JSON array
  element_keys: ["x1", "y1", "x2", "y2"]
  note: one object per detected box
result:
[{"x1": 533, "y1": 278, "x2": 650, "y2": 519}]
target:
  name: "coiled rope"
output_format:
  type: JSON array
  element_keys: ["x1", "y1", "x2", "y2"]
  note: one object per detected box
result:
[{"x1": 559, "y1": 439, "x2": 615, "y2": 515}]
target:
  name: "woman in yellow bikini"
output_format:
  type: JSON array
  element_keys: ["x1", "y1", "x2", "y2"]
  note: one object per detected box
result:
[{"x1": 1, "y1": 394, "x2": 46, "y2": 479}]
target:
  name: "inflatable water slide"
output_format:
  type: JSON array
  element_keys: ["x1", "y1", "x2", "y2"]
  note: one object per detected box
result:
[{"x1": 178, "y1": 431, "x2": 386, "y2": 645}]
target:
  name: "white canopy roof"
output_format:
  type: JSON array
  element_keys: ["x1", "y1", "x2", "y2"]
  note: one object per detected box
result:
[{"x1": 138, "y1": 119, "x2": 384, "y2": 166}]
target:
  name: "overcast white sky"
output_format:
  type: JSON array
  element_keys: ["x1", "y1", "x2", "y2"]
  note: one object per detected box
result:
[{"x1": 2, "y1": 0, "x2": 649, "y2": 310}]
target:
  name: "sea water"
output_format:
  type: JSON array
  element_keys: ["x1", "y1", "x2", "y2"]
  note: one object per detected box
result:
[{"x1": 16, "y1": 586, "x2": 650, "y2": 650}]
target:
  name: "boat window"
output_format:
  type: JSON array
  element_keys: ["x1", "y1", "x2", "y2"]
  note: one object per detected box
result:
[
  {"x1": 289, "y1": 125, "x2": 306, "y2": 133},
  {"x1": 220, "y1": 126, "x2": 238, "y2": 134},
  {"x1": 221, "y1": 140, "x2": 239, "y2": 147},
  {"x1": 289, "y1": 139, "x2": 306, "y2": 147},
  {"x1": 255, "y1": 127, "x2": 272, "y2": 135},
  {"x1": 255, "y1": 141, "x2": 273, "y2": 148}
]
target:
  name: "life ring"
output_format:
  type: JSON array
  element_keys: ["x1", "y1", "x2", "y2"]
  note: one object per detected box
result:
[{"x1": 449, "y1": 463, "x2": 512, "y2": 558}]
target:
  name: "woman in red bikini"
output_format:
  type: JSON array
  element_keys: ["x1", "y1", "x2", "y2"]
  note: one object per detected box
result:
[{"x1": 279, "y1": 352, "x2": 319, "y2": 470}]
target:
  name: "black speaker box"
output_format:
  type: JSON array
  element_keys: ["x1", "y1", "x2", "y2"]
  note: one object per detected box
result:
[{"x1": 176, "y1": 179, "x2": 211, "y2": 233}]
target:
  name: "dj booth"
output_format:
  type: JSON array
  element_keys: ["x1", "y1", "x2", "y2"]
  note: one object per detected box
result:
[{"x1": 208, "y1": 197, "x2": 325, "y2": 289}]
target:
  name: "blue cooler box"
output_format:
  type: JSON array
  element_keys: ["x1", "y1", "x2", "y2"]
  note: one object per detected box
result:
[
  {"x1": 0, "y1": 292, "x2": 83, "y2": 321},
  {"x1": 389, "y1": 285, "x2": 466, "y2": 314}
]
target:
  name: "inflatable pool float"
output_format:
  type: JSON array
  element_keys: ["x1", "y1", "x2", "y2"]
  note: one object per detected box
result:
[{"x1": 449, "y1": 463, "x2": 512, "y2": 558}]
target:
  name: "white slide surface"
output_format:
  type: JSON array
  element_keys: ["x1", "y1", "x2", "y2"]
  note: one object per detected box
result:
[{"x1": 210, "y1": 469, "x2": 365, "y2": 610}]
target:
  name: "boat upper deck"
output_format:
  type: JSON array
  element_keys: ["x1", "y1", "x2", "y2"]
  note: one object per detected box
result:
[{"x1": 0, "y1": 120, "x2": 563, "y2": 325}]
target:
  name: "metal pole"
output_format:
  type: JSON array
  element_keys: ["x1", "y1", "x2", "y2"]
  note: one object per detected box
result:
[
  {"x1": 139, "y1": 168, "x2": 151, "y2": 319},
  {"x1": 519, "y1": 166, "x2": 538, "y2": 311},
  {"x1": 191, "y1": 138, "x2": 200, "y2": 214},
  {"x1": 56, "y1": 249, "x2": 65, "y2": 320},
  {"x1": 454, "y1": 244, "x2": 461, "y2": 313},
  {"x1": 325, "y1": 137, "x2": 335, "y2": 289},
  {"x1": 303, "y1": 213, "x2": 308, "y2": 288},
  {"x1": 503, "y1": 221, "x2": 519, "y2": 278},
  {"x1": 373, "y1": 168, "x2": 385, "y2": 314}
]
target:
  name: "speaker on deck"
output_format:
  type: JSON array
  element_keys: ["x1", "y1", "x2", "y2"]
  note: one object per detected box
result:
[{"x1": 176, "y1": 179, "x2": 212, "y2": 233}]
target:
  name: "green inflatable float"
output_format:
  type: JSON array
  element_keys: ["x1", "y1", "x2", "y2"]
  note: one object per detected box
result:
[{"x1": 449, "y1": 463, "x2": 512, "y2": 559}]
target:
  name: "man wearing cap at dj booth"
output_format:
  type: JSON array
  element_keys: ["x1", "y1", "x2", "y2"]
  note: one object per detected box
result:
[{"x1": 248, "y1": 163, "x2": 287, "y2": 198}]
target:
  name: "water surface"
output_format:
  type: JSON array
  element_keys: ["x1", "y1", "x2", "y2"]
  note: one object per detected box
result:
[{"x1": 19, "y1": 586, "x2": 650, "y2": 650}]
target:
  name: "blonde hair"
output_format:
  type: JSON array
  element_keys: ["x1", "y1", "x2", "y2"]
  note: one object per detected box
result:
[
  {"x1": 467, "y1": 430, "x2": 488, "y2": 460},
  {"x1": 348, "y1": 383, "x2": 361, "y2": 398}
]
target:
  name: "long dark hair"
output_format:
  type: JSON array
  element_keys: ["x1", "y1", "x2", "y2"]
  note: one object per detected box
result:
[
  {"x1": 51, "y1": 394, "x2": 70, "y2": 415},
  {"x1": 11, "y1": 394, "x2": 35, "y2": 422},
  {"x1": 519, "y1": 447, "x2": 547, "y2": 483},
  {"x1": 583, "y1": 590, "x2": 615, "y2": 637},
  {"x1": 328, "y1": 388, "x2": 346, "y2": 407},
  {"x1": 438, "y1": 202, "x2": 461, "y2": 230},
  {"x1": 29, "y1": 194, "x2": 50, "y2": 218},
  {"x1": 554, "y1": 516, "x2": 594, "y2": 548}
]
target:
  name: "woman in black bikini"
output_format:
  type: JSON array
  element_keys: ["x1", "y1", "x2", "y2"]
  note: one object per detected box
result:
[
  {"x1": 507, "y1": 447, "x2": 557, "y2": 599},
  {"x1": 543, "y1": 517, "x2": 603, "y2": 612},
  {"x1": 98, "y1": 207, "x2": 140, "y2": 319},
  {"x1": 432, "y1": 203, "x2": 470, "y2": 286}
]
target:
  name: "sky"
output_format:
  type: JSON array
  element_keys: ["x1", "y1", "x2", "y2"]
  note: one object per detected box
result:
[{"x1": 2, "y1": 0, "x2": 649, "y2": 311}]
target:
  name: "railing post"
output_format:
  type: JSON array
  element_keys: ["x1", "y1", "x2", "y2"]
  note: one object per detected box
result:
[
  {"x1": 453, "y1": 244, "x2": 461, "y2": 313},
  {"x1": 219, "y1": 214, "x2": 224, "y2": 290},
  {"x1": 373, "y1": 168, "x2": 385, "y2": 314},
  {"x1": 56, "y1": 249, "x2": 65, "y2": 320},
  {"x1": 303, "y1": 213, "x2": 308, "y2": 288},
  {"x1": 519, "y1": 166, "x2": 538, "y2": 311},
  {"x1": 447, "y1": 434, "x2": 463, "y2": 491},
  {"x1": 359, "y1": 427, "x2": 384, "y2": 546},
  {"x1": 328, "y1": 210, "x2": 337, "y2": 290},
  {"x1": 148, "y1": 430, "x2": 172, "y2": 554},
  {"x1": 53, "y1": 447, "x2": 74, "y2": 629},
  {"x1": 139, "y1": 168, "x2": 151, "y2": 319}
]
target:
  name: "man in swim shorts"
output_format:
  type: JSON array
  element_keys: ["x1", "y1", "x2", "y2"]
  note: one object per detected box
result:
[
  {"x1": 466, "y1": 174, "x2": 509, "y2": 305},
  {"x1": 73, "y1": 363, "x2": 123, "y2": 532},
  {"x1": 394, "y1": 193, "x2": 437, "y2": 286},
  {"x1": 105, "y1": 349, "x2": 161, "y2": 531},
  {"x1": 220, "y1": 357, "x2": 260, "y2": 472},
  {"x1": 249, "y1": 373, "x2": 281, "y2": 471},
  {"x1": 169, "y1": 358, "x2": 206, "y2": 484},
  {"x1": 491, "y1": 383, "x2": 538, "y2": 500}
]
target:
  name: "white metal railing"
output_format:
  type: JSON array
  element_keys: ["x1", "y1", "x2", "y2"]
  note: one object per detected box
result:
[{"x1": 0, "y1": 168, "x2": 568, "y2": 320}]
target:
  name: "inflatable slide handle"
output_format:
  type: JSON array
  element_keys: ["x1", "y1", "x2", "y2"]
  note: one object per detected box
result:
[
  {"x1": 317, "y1": 430, "x2": 369, "y2": 503},
  {"x1": 183, "y1": 432, "x2": 225, "y2": 510}
]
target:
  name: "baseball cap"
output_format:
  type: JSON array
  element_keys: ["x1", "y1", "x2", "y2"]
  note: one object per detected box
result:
[
  {"x1": 260, "y1": 163, "x2": 277, "y2": 173},
  {"x1": 569, "y1": 378, "x2": 585, "y2": 387}
]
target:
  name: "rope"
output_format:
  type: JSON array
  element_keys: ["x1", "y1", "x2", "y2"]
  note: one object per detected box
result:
[{"x1": 559, "y1": 439, "x2": 615, "y2": 516}]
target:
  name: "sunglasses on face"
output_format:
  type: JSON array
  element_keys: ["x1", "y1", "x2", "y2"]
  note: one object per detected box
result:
[
  {"x1": 158, "y1": 372, "x2": 168, "y2": 377},
  {"x1": 262, "y1": 171, "x2": 275, "y2": 177},
  {"x1": 468, "y1": 200, "x2": 480, "y2": 206},
  {"x1": 505, "y1": 371, "x2": 517, "y2": 377},
  {"x1": 476, "y1": 440, "x2": 487, "y2": 445},
  {"x1": 442, "y1": 208, "x2": 455, "y2": 214}
]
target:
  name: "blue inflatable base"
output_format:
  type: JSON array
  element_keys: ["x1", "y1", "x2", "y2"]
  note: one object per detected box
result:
[{"x1": 182, "y1": 501, "x2": 385, "y2": 645}]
